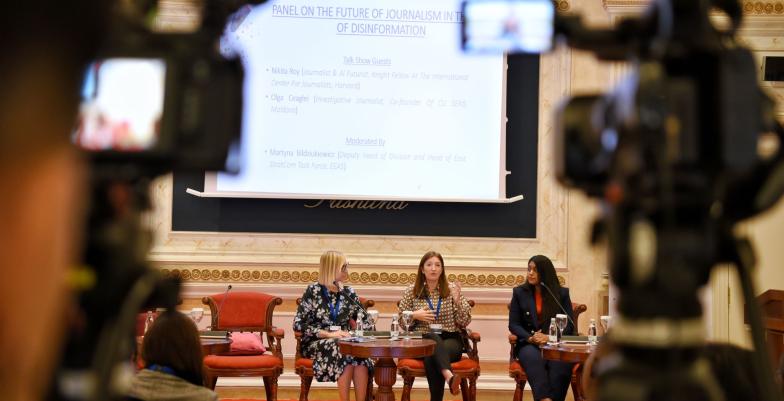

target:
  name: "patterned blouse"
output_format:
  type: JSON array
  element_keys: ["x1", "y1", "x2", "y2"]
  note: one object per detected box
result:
[{"x1": 398, "y1": 284, "x2": 472, "y2": 333}]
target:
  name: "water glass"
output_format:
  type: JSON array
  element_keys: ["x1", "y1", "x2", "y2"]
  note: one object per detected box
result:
[
  {"x1": 600, "y1": 315, "x2": 612, "y2": 334},
  {"x1": 367, "y1": 309, "x2": 379, "y2": 329},
  {"x1": 401, "y1": 311, "x2": 414, "y2": 340},
  {"x1": 190, "y1": 307, "x2": 204, "y2": 326},
  {"x1": 555, "y1": 314, "x2": 567, "y2": 343}
]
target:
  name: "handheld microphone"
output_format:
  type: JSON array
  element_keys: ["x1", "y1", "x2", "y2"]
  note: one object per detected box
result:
[
  {"x1": 215, "y1": 284, "x2": 233, "y2": 328},
  {"x1": 539, "y1": 282, "x2": 576, "y2": 329}
]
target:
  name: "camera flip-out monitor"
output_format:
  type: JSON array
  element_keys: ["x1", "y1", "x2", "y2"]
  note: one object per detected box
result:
[
  {"x1": 74, "y1": 57, "x2": 172, "y2": 154},
  {"x1": 461, "y1": 0, "x2": 555, "y2": 54},
  {"x1": 72, "y1": 35, "x2": 244, "y2": 176}
]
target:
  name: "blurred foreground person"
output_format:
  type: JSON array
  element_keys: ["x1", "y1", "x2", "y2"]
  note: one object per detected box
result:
[
  {"x1": 128, "y1": 311, "x2": 218, "y2": 401},
  {"x1": 0, "y1": 2, "x2": 107, "y2": 400}
]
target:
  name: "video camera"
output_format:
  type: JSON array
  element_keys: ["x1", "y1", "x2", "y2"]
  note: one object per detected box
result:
[
  {"x1": 463, "y1": 0, "x2": 784, "y2": 400},
  {"x1": 71, "y1": 0, "x2": 254, "y2": 179},
  {"x1": 54, "y1": 2, "x2": 264, "y2": 400}
]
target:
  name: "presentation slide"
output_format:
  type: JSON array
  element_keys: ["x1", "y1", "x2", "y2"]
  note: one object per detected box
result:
[{"x1": 208, "y1": 0, "x2": 507, "y2": 202}]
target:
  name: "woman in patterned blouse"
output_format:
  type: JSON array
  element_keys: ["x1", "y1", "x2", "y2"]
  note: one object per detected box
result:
[
  {"x1": 293, "y1": 251, "x2": 373, "y2": 401},
  {"x1": 398, "y1": 251, "x2": 472, "y2": 401}
]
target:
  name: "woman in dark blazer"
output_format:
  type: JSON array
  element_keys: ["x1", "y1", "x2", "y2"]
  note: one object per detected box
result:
[{"x1": 509, "y1": 255, "x2": 575, "y2": 401}]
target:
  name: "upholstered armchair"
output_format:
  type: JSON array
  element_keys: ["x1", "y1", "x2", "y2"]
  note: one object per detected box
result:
[
  {"x1": 201, "y1": 291, "x2": 284, "y2": 400},
  {"x1": 508, "y1": 302, "x2": 587, "y2": 401},
  {"x1": 397, "y1": 300, "x2": 480, "y2": 401},
  {"x1": 294, "y1": 297, "x2": 375, "y2": 401}
]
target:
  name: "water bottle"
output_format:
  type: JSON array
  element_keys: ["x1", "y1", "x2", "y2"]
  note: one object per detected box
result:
[
  {"x1": 143, "y1": 311, "x2": 155, "y2": 335},
  {"x1": 588, "y1": 318, "x2": 598, "y2": 345},
  {"x1": 548, "y1": 317, "x2": 558, "y2": 345},
  {"x1": 390, "y1": 313, "x2": 400, "y2": 339}
]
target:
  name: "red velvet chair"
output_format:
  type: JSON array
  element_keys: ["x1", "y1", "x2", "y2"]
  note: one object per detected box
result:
[
  {"x1": 508, "y1": 302, "x2": 587, "y2": 401},
  {"x1": 201, "y1": 291, "x2": 284, "y2": 400},
  {"x1": 294, "y1": 297, "x2": 375, "y2": 401},
  {"x1": 397, "y1": 300, "x2": 480, "y2": 401}
]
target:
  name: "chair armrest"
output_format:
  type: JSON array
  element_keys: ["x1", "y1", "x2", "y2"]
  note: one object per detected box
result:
[
  {"x1": 266, "y1": 327, "x2": 285, "y2": 359},
  {"x1": 270, "y1": 327, "x2": 285, "y2": 338},
  {"x1": 508, "y1": 332, "x2": 519, "y2": 362},
  {"x1": 294, "y1": 330, "x2": 303, "y2": 359},
  {"x1": 462, "y1": 329, "x2": 480, "y2": 361}
]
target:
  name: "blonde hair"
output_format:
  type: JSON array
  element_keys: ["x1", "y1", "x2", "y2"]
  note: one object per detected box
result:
[{"x1": 318, "y1": 250, "x2": 346, "y2": 288}]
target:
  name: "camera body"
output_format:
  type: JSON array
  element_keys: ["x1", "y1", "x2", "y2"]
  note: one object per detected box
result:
[{"x1": 463, "y1": 0, "x2": 783, "y2": 400}]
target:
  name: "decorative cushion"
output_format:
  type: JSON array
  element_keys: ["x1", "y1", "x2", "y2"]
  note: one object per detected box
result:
[
  {"x1": 228, "y1": 332, "x2": 266, "y2": 355},
  {"x1": 204, "y1": 354, "x2": 283, "y2": 369}
]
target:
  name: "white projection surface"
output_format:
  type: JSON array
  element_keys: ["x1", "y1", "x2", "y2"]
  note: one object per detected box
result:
[{"x1": 191, "y1": 0, "x2": 518, "y2": 203}]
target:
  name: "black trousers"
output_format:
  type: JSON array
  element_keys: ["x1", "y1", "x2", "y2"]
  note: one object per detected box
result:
[
  {"x1": 423, "y1": 331, "x2": 463, "y2": 401},
  {"x1": 517, "y1": 342, "x2": 573, "y2": 401}
]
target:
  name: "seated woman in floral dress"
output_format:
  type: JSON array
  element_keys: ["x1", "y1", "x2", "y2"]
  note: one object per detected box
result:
[{"x1": 293, "y1": 250, "x2": 374, "y2": 401}]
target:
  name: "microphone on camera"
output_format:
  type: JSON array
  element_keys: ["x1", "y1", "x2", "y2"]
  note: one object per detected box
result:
[
  {"x1": 539, "y1": 282, "x2": 576, "y2": 329},
  {"x1": 216, "y1": 284, "x2": 233, "y2": 328}
]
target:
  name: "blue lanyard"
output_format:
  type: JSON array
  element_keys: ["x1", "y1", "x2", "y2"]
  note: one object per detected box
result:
[
  {"x1": 147, "y1": 364, "x2": 177, "y2": 376},
  {"x1": 321, "y1": 285, "x2": 341, "y2": 322},
  {"x1": 425, "y1": 293, "x2": 442, "y2": 319}
]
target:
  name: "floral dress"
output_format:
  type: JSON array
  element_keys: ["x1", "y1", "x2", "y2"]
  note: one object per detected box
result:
[{"x1": 293, "y1": 282, "x2": 374, "y2": 382}]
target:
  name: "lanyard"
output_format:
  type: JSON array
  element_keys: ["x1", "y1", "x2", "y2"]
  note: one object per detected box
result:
[
  {"x1": 425, "y1": 294, "x2": 442, "y2": 319},
  {"x1": 321, "y1": 285, "x2": 341, "y2": 322},
  {"x1": 148, "y1": 364, "x2": 177, "y2": 377}
]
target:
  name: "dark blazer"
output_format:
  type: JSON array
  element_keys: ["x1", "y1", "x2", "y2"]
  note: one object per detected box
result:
[{"x1": 509, "y1": 284, "x2": 574, "y2": 349}]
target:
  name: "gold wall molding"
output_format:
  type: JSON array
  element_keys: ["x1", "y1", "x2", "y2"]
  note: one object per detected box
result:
[
  {"x1": 161, "y1": 267, "x2": 533, "y2": 287},
  {"x1": 159, "y1": 267, "x2": 574, "y2": 288},
  {"x1": 743, "y1": 1, "x2": 784, "y2": 14},
  {"x1": 603, "y1": 0, "x2": 784, "y2": 15}
]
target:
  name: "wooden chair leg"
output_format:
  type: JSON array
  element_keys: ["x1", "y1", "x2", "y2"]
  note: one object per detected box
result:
[
  {"x1": 571, "y1": 363, "x2": 585, "y2": 401},
  {"x1": 468, "y1": 377, "x2": 477, "y2": 401},
  {"x1": 299, "y1": 375, "x2": 313, "y2": 401},
  {"x1": 204, "y1": 372, "x2": 217, "y2": 390},
  {"x1": 263, "y1": 376, "x2": 278, "y2": 401},
  {"x1": 460, "y1": 377, "x2": 469, "y2": 401},
  {"x1": 401, "y1": 376, "x2": 414, "y2": 401},
  {"x1": 513, "y1": 377, "x2": 525, "y2": 401}
]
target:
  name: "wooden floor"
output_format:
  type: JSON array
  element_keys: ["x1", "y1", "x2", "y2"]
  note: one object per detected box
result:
[
  {"x1": 213, "y1": 361, "x2": 576, "y2": 401},
  {"x1": 215, "y1": 386, "x2": 574, "y2": 401}
]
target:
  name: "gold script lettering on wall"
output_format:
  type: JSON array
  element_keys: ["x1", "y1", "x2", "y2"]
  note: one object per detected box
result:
[{"x1": 303, "y1": 199, "x2": 409, "y2": 210}]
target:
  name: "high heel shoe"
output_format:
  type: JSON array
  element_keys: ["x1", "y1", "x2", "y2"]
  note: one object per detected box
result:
[{"x1": 448, "y1": 374, "x2": 461, "y2": 395}]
